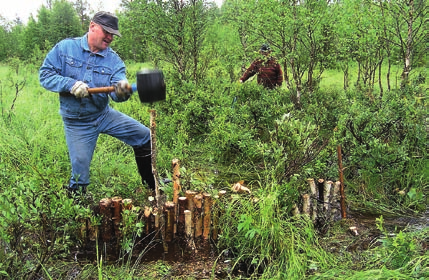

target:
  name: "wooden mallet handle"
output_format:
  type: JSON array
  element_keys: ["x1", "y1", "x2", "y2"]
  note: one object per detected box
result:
[{"x1": 87, "y1": 84, "x2": 133, "y2": 94}]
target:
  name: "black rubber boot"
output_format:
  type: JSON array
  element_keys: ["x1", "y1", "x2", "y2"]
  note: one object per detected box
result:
[{"x1": 133, "y1": 142, "x2": 156, "y2": 190}]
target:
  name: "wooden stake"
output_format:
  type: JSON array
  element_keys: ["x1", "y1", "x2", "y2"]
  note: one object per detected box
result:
[
  {"x1": 291, "y1": 204, "x2": 300, "y2": 216},
  {"x1": 150, "y1": 109, "x2": 167, "y2": 251},
  {"x1": 306, "y1": 178, "x2": 317, "y2": 221},
  {"x1": 178, "y1": 197, "x2": 187, "y2": 236},
  {"x1": 99, "y1": 198, "x2": 112, "y2": 242},
  {"x1": 111, "y1": 196, "x2": 122, "y2": 239},
  {"x1": 323, "y1": 181, "x2": 332, "y2": 212},
  {"x1": 302, "y1": 194, "x2": 310, "y2": 216},
  {"x1": 172, "y1": 159, "x2": 181, "y2": 236},
  {"x1": 144, "y1": 206, "x2": 152, "y2": 235},
  {"x1": 193, "y1": 194, "x2": 203, "y2": 238},
  {"x1": 184, "y1": 210, "x2": 195, "y2": 249},
  {"x1": 165, "y1": 201, "x2": 175, "y2": 242},
  {"x1": 337, "y1": 145, "x2": 347, "y2": 218},
  {"x1": 203, "y1": 193, "x2": 212, "y2": 240},
  {"x1": 185, "y1": 190, "x2": 197, "y2": 238},
  {"x1": 212, "y1": 195, "x2": 220, "y2": 241}
]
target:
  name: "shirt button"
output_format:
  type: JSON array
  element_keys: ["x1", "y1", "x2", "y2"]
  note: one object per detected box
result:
[{"x1": 87, "y1": 66, "x2": 91, "y2": 69}]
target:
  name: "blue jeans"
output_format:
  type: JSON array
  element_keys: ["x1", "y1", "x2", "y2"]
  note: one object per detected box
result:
[{"x1": 62, "y1": 107, "x2": 151, "y2": 189}]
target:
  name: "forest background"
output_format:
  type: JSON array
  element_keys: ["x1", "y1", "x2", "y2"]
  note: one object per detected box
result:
[{"x1": 0, "y1": 0, "x2": 427, "y2": 279}]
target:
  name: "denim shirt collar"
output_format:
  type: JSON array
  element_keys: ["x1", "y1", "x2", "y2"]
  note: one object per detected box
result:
[{"x1": 80, "y1": 33, "x2": 109, "y2": 57}]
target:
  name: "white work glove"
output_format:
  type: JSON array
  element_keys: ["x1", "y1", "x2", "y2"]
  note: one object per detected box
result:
[
  {"x1": 71, "y1": 81, "x2": 89, "y2": 98},
  {"x1": 114, "y1": 80, "x2": 132, "y2": 99}
]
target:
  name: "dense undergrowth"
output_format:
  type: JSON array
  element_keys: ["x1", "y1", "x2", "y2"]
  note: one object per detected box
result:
[{"x1": 0, "y1": 61, "x2": 427, "y2": 279}]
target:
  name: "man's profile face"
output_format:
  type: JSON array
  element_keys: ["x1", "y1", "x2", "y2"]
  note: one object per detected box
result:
[{"x1": 89, "y1": 22, "x2": 114, "y2": 52}]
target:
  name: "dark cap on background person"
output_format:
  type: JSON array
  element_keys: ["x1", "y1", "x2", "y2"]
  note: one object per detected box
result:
[
  {"x1": 92, "y1": 11, "x2": 121, "y2": 37},
  {"x1": 260, "y1": 43, "x2": 271, "y2": 52}
]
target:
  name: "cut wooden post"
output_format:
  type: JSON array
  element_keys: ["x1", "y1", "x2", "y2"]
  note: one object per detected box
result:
[
  {"x1": 337, "y1": 145, "x2": 347, "y2": 218},
  {"x1": 203, "y1": 193, "x2": 212, "y2": 240},
  {"x1": 150, "y1": 109, "x2": 167, "y2": 251},
  {"x1": 144, "y1": 206, "x2": 152, "y2": 235},
  {"x1": 323, "y1": 181, "x2": 332, "y2": 212},
  {"x1": 111, "y1": 196, "x2": 122, "y2": 239},
  {"x1": 193, "y1": 194, "x2": 203, "y2": 238},
  {"x1": 99, "y1": 198, "x2": 113, "y2": 242},
  {"x1": 172, "y1": 159, "x2": 181, "y2": 236},
  {"x1": 302, "y1": 194, "x2": 311, "y2": 216},
  {"x1": 212, "y1": 195, "x2": 220, "y2": 241},
  {"x1": 185, "y1": 190, "x2": 197, "y2": 237},
  {"x1": 307, "y1": 178, "x2": 317, "y2": 221},
  {"x1": 164, "y1": 201, "x2": 175, "y2": 242},
  {"x1": 184, "y1": 210, "x2": 195, "y2": 249},
  {"x1": 330, "y1": 181, "x2": 341, "y2": 219},
  {"x1": 178, "y1": 197, "x2": 187, "y2": 236}
]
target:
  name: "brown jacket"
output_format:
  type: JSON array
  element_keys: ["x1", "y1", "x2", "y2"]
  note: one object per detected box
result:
[{"x1": 240, "y1": 57, "x2": 283, "y2": 89}]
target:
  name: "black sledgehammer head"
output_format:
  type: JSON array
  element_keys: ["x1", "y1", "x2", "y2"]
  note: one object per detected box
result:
[{"x1": 132, "y1": 69, "x2": 166, "y2": 103}]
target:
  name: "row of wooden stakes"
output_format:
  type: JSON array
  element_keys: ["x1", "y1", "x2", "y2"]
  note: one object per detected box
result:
[
  {"x1": 292, "y1": 178, "x2": 343, "y2": 221},
  {"x1": 84, "y1": 189, "x2": 229, "y2": 247}
]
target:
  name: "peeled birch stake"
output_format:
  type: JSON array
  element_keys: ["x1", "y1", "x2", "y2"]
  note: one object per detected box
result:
[
  {"x1": 307, "y1": 178, "x2": 318, "y2": 221},
  {"x1": 184, "y1": 210, "x2": 195, "y2": 249},
  {"x1": 203, "y1": 193, "x2": 212, "y2": 240},
  {"x1": 185, "y1": 190, "x2": 197, "y2": 235},
  {"x1": 212, "y1": 195, "x2": 219, "y2": 240},
  {"x1": 302, "y1": 194, "x2": 311, "y2": 216},
  {"x1": 193, "y1": 194, "x2": 203, "y2": 238},
  {"x1": 331, "y1": 181, "x2": 341, "y2": 217},
  {"x1": 323, "y1": 181, "x2": 332, "y2": 212}
]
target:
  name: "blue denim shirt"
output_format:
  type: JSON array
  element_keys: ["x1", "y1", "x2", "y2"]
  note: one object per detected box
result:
[{"x1": 39, "y1": 34, "x2": 128, "y2": 119}]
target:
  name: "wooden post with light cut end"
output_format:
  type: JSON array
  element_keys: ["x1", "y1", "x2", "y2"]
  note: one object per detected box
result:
[
  {"x1": 330, "y1": 181, "x2": 341, "y2": 218},
  {"x1": 307, "y1": 178, "x2": 317, "y2": 221},
  {"x1": 302, "y1": 194, "x2": 311, "y2": 216},
  {"x1": 172, "y1": 159, "x2": 181, "y2": 236},
  {"x1": 165, "y1": 201, "x2": 175, "y2": 242},
  {"x1": 337, "y1": 145, "x2": 347, "y2": 218},
  {"x1": 150, "y1": 109, "x2": 167, "y2": 251},
  {"x1": 203, "y1": 193, "x2": 212, "y2": 240},
  {"x1": 111, "y1": 197, "x2": 122, "y2": 239},
  {"x1": 178, "y1": 197, "x2": 187, "y2": 236},
  {"x1": 144, "y1": 206, "x2": 152, "y2": 235},
  {"x1": 185, "y1": 190, "x2": 197, "y2": 237},
  {"x1": 193, "y1": 194, "x2": 203, "y2": 238},
  {"x1": 323, "y1": 181, "x2": 332, "y2": 212},
  {"x1": 184, "y1": 210, "x2": 195, "y2": 249},
  {"x1": 99, "y1": 198, "x2": 113, "y2": 242}
]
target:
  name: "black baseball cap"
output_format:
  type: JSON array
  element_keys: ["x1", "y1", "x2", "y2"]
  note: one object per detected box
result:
[
  {"x1": 92, "y1": 11, "x2": 121, "y2": 37},
  {"x1": 260, "y1": 43, "x2": 271, "y2": 52}
]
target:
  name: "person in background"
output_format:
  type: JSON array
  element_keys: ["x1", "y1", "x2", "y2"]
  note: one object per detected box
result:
[
  {"x1": 239, "y1": 43, "x2": 283, "y2": 89},
  {"x1": 39, "y1": 11, "x2": 155, "y2": 196}
]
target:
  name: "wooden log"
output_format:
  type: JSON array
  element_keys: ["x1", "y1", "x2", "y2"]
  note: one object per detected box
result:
[
  {"x1": 193, "y1": 194, "x2": 203, "y2": 238},
  {"x1": 99, "y1": 198, "x2": 113, "y2": 242},
  {"x1": 185, "y1": 190, "x2": 197, "y2": 237},
  {"x1": 172, "y1": 159, "x2": 181, "y2": 236},
  {"x1": 302, "y1": 194, "x2": 310, "y2": 216},
  {"x1": 144, "y1": 206, "x2": 152, "y2": 235},
  {"x1": 203, "y1": 193, "x2": 212, "y2": 240},
  {"x1": 164, "y1": 202, "x2": 175, "y2": 242},
  {"x1": 323, "y1": 181, "x2": 333, "y2": 212},
  {"x1": 153, "y1": 207, "x2": 159, "y2": 238},
  {"x1": 330, "y1": 181, "x2": 341, "y2": 218},
  {"x1": 317, "y1": 179, "x2": 325, "y2": 201},
  {"x1": 178, "y1": 197, "x2": 187, "y2": 236},
  {"x1": 150, "y1": 110, "x2": 167, "y2": 252},
  {"x1": 184, "y1": 210, "x2": 195, "y2": 249},
  {"x1": 111, "y1": 196, "x2": 122, "y2": 239},
  {"x1": 306, "y1": 178, "x2": 317, "y2": 222},
  {"x1": 337, "y1": 145, "x2": 347, "y2": 218}
]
